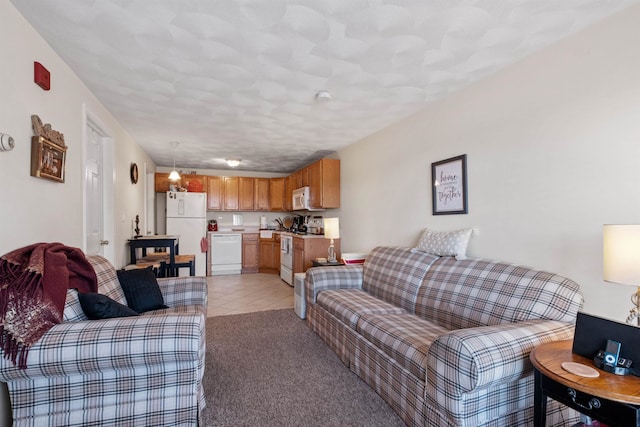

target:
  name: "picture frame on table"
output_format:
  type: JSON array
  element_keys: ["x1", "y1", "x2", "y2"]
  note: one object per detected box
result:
[
  {"x1": 30, "y1": 136, "x2": 67, "y2": 183},
  {"x1": 431, "y1": 154, "x2": 467, "y2": 215}
]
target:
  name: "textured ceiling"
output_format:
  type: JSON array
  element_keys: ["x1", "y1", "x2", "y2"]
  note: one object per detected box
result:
[{"x1": 11, "y1": 0, "x2": 636, "y2": 173}]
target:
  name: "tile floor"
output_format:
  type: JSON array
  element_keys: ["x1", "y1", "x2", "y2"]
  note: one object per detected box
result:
[{"x1": 207, "y1": 273, "x2": 294, "y2": 317}]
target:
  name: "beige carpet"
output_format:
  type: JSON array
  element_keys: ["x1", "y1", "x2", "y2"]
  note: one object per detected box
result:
[{"x1": 201, "y1": 309, "x2": 405, "y2": 426}]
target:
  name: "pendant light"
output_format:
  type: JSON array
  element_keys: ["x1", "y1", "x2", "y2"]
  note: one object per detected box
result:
[{"x1": 168, "y1": 141, "x2": 180, "y2": 181}]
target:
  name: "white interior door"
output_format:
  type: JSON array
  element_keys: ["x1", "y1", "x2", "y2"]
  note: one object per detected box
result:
[
  {"x1": 146, "y1": 169, "x2": 155, "y2": 235},
  {"x1": 84, "y1": 108, "x2": 114, "y2": 262},
  {"x1": 85, "y1": 126, "x2": 103, "y2": 256}
]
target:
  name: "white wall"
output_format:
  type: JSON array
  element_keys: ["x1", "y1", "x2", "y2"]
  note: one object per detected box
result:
[
  {"x1": 337, "y1": 4, "x2": 640, "y2": 322},
  {"x1": 0, "y1": 1, "x2": 154, "y2": 267}
]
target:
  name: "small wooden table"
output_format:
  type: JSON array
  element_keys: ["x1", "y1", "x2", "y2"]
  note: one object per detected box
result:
[
  {"x1": 530, "y1": 340, "x2": 640, "y2": 427},
  {"x1": 311, "y1": 260, "x2": 344, "y2": 267},
  {"x1": 128, "y1": 235, "x2": 179, "y2": 277}
]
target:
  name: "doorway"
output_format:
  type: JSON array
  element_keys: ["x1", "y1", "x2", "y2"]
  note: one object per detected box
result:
[{"x1": 83, "y1": 107, "x2": 114, "y2": 263}]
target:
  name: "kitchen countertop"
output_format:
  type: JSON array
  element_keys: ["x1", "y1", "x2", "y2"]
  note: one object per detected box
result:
[
  {"x1": 279, "y1": 231, "x2": 329, "y2": 239},
  {"x1": 207, "y1": 230, "x2": 329, "y2": 239}
]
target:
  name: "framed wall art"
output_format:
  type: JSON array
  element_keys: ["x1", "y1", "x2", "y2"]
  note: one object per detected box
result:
[
  {"x1": 31, "y1": 136, "x2": 67, "y2": 183},
  {"x1": 431, "y1": 154, "x2": 467, "y2": 215}
]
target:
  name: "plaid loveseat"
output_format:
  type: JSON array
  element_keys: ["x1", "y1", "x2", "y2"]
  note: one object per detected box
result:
[
  {"x1": 305, "y1": 246, "x2": 584, "y2": 427},
  {"x1": 0, "y1": 255, "x2": 207, "y2": 426}
]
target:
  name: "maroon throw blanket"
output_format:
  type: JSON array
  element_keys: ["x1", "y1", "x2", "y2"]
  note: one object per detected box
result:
[{"x1": 0, "y1": 242, "x2": 98, "y2": 368}]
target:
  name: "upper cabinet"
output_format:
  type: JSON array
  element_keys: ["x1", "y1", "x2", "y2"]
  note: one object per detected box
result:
[
  {"x1": 239, "y1": 177, "x2": 270, "y2": 211},
  {"x1": 155, "y1": 157, "x2": 339, "y2": 211},
  {"x1": 238, "y1": 177, "x2": 255, "y2": 211},
  {"x1": 181, "y1": 174, "x2": 207, "y2": 192},
  {"x1": 307, "y1": 158, "x2": 340, "y2": 209},
  {"x1": 154, "y1": 173, "x2": 207, "y2": 193},
  {"x1": 285, "y1": 174, "x2": 295, "y2": 211},
  {"x1": 269, "y1": 178, "x2": 285, "y2": 212},
  {"x1": 254, "y1": 178, "x2": 270, "y2": 211},
  {"x1": 206, "y1": 176, "x2": 223, "y2": 210},
  {"x1": 223, "y1": 177, "x2": 239, "y2": 211}
]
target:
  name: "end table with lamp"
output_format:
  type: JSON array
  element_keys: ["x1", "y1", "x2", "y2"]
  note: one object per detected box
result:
[
  {"x1": 323, "y1": 217, "x2": 340, "y2": 263},
  {"x1": 603, "y1": 224, "x2": 640, "y2": 326}
]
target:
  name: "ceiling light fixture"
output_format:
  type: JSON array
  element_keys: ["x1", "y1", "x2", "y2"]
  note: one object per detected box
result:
[
  {"x1": 226, "y1": 159, "x2": 241, "y2": 168},
  {"x1": 315, "y1": 90, "x2": 332, "y2": 102},
  {"x1": 168, "y1": 141, "x2": 180, "y2": 181}
]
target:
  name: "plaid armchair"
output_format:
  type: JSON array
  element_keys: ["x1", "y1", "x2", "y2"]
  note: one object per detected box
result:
[
  {"x1": 306, "y1": 246, "x2": 584, "y2": 427},
  {"x1": 0, "y1": 255, "x2": 207, "y2": 427}
]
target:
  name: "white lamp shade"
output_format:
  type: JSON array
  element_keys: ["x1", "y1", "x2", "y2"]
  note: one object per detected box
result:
[
  {"x1": 324, "y1": 218, "x2": 340, "y2": 239},
  {"x1": 168, "y1": 170, "x2": 181, "y2": 181},
  {"x1": 603, "y1": 224, "x2": 640, "y2": 286}
]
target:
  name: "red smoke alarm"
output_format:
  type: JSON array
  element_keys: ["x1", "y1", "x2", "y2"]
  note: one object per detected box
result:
[{"x1": 34, "y1": 62, "x2": 51, "y2": 91}]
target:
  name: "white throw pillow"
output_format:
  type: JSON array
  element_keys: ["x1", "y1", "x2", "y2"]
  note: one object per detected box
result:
[{"x1": 415, "y1": 228, "x2": 473, "y2": 260}]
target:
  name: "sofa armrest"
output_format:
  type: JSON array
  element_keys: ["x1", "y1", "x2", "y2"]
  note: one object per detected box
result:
[
  {"x1": 305, "y1": 265, "x2": 364, "y2": 304},
  {"x1": 426, "y1": 320, "x2": 574, "y2": 398},
  {"x1": 157, "y1": 275, "x2": 208, "y2": 307},
  {"x1": 0, "y1": 312, "x2": 205, "y2": 382}
]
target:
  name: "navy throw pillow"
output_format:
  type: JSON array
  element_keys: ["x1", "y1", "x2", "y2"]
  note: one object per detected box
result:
[
  {"x1": 78, "y1": 293, "x2": 139, "y2": 320},
  {"x1": 116, "y1": 268, "x2": 168, "y2": 313}
]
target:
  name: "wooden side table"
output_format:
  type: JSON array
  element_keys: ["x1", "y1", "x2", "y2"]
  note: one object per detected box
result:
[
  {"x1": 530, "y1": 340, "x2": 640, "y2": 427},
  {"x1": 311, "y1": 260, "x2": 344, "y2": 267}
]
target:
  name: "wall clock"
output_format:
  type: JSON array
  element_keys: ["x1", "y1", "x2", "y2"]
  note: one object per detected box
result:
[{"x1": 130, "y1": 163, "x2": 139, "y2": 184}]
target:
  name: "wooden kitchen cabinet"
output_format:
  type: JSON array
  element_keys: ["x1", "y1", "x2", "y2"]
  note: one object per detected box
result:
[
  {"x1": 308, "y1": 158, "x2": 340, "y2": 209},
  {"x1": 238, "y1": 177, "x2": 255, "y2": 211},
  {"x1": 285, "y1": 175, "x2": 295, "y2": 211},
  {"x1": 259, "y1": 233, "x2": 279, "y2": 274},
  {"x1": 293, "y1": 236, "x2": 341, "y2": 274},
  {"x1": 242, "y1": 233, "x2": 259, "y2": 273},
  {"x1": 269, "y1": 178, "x2": 285, "y2": 211},
  {"x1": 254, "y1": 178, "x2": 270, "y2": 211},
  {"x1": 155, "y1": 173, "x2": 173, "y2": 193},
  {"x1": 292, "y1": 237, "x2": 304, "y2": 274},
  {"x1": 206, "y1": 176, "x2": 223, "y2": 210},
  {"x1": 274, "y1": 233, "x2": 281, "y2": 268},
  {"x1": 300, "y1": 167, "x2": 309, "y2": 187},
  {"x1": 155, "y1": 173, "x2": 207, "y2": 193},
  {"x1": 223, "y1": 177, "x2": 239, "y2": 211},
  {"x1": 180, "y1": 174, "x2": 207, "y2": 192},
  {"x1": 290, "y1": 170, "x2": 303, "y2": 190}
]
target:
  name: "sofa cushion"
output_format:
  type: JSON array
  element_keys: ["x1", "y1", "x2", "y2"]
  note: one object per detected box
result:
[
  {"x1": 87, "y1": 255, "x2": 128, "y2": 305},
  {"x1": 363, "y1": 247, "x2": 439, "y2": 312},
  {"x1": 415, "y1": 228, "x2": 472, "y2": 260},
  {"x1": 78, "y1": 292, "x2": 140, "y2": 319},
  {"x1": 357, "y1": 313, "x2": 450, "y2": 380},
  {"x1": 117, "y1": 268, "x2": 168, "y2": 313},
  {"x1": 415, "y1": 257, "x2": 584, "y2": 330},
  {"x1": 317, "y1": 289, "x2": 407, "y2": 329},
  {"x1": 63, "y1": 289, "x2": 89, "y2": 322}
]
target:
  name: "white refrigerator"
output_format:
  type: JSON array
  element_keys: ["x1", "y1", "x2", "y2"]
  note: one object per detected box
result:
[{"x1": 166, "y1": 191, "x2": 207, "y2": 276}]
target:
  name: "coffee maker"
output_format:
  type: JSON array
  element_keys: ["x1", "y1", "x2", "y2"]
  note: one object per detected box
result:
[{"x1": 292, "y1": 215, "x2": 307, "y2": 234}]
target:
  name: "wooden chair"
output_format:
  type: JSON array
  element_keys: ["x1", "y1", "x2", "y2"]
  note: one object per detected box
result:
[
  {"x1": 136, "y1": 252, "x2": 169, "y2": 276},
  {"x1": 167, "y1": 254, "x2": 195, "y2": 277},
  {"x1": 123, "y1": 260, "x2": 162, "y2": 276}
]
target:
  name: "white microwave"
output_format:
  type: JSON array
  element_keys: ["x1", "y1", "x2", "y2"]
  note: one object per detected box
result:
[
  {"x1": 292, "y1": 187, "x2": 325, "y2": 211},
  {"x1": 292, "y1": 186, "x2": 310, "y2": 210}
]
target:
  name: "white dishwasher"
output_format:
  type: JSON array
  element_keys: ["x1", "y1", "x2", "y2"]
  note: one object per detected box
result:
[{"x1": 210, "y1": 234, "x2": 242, "y2": 275}]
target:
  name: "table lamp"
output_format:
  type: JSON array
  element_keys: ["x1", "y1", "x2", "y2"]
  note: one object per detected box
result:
[
  {"x1": 603, "y1": 224, "x2": 640, "y2": 325},
  {"x1": 324, "y1": 218, "x2": 339, "y2": 263}
]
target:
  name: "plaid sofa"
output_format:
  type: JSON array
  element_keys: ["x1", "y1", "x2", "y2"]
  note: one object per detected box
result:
[
  {"x1": 305, "y1": 246, "x2": 584, "y2": 427},
  {"x1": 0, "y1": 255, "x2": 207, "y2": 426}
]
